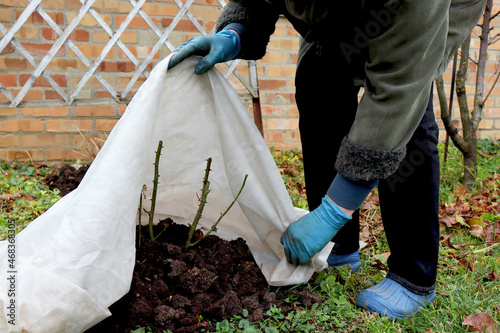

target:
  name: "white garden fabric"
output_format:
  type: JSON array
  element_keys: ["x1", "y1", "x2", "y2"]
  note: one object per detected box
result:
[{"x1": 0, "y1": 56, "x2": 332, "y2": 332}]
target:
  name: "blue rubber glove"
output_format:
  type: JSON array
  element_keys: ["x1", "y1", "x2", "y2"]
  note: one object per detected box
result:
[
  {"x1": 168, "y1": 30, "x2": 241, "y2": 75},
  {"x1": 280, "y1": 195, "x2": 351, "y2": 266}
]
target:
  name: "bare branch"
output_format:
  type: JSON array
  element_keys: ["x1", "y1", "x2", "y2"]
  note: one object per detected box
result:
[{"x1": 436, "y1": 76, "x2": 467, "y2": 151}]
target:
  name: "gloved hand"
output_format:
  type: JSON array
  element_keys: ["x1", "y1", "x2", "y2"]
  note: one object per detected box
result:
[
  {"x1": 168, "y1": 30, "x2": 241, "y2": 75},
  {"x1": 280, "y1": 195, "x2": 352, "y2": 265}
]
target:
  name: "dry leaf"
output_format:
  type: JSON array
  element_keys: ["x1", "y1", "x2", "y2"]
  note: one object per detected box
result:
[
  {"x1": 463, "y1": 312, "x2": 499, "y2": 333},
  {"x1": 440, "y1": 216, "x2": 456, "y2": 228},
  {"x1": 485, "y1": 224, "x2": 499, "y2": 242},
  {"x1": 380, "y1": 252, "x2": 391, "y2": 260},
  {"x1": 468, "y1": 217, "x2": 485, "y2": 227},
  {"x1": 469, "y1": 225, "x2": 485, "y2": 239},
  {"x1": 455, "y1": 184, "x2": 468, "y2": 199},
  {"x1": 458, "y1": 257, "x2": 475, "y2": 271},
  {"x1": 483, "y1": 271, "x2": 497, "y2": 282}
]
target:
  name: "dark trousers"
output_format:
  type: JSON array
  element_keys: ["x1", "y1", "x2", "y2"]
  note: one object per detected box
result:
[{"x1": 295, "y1": 41, "x2": 440, "y2": 294}]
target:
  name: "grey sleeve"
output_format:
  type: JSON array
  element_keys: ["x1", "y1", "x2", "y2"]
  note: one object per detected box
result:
[{"x1": 337, "y1": 0, "x2": 484, "y2": 182}]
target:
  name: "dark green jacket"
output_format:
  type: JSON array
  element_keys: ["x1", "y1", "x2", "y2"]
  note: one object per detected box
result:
[{"x1": 216, "y1": 0, "x2": 486, "y2": 182}]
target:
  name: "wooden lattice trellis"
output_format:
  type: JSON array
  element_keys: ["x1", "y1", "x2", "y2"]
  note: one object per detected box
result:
[{"x1": 0, "y1": 0, "x2": 260, "y2": 108}]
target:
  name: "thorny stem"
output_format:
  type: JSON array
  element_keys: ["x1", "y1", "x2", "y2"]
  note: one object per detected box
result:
[
  {"x1": 138, "y1": 189, "x2": 143, "y2": 247},
  {"x1": 186, "y1": 158, "x2": 212, "y2": 248},
  {"x1": 147, "y1": 140, "x2": 163, "y2": 240},
  {"x1": 189, "y1": 174, "x2": 248, "y2": 248}
]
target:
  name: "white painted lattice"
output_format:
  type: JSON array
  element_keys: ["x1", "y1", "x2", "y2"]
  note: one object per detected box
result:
[{"x1": 0, "y1": 0, "x2": 259, "y2": 108}]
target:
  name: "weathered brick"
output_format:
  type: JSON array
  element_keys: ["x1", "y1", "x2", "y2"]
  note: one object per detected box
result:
[
  {"x1": 287, "y1": 106, "x2": 299, "y2": 117},
  {"x1": 22, "y1": 106, "x2": 69, "y2": 117},
  {"x1": 264, "y1": 93, "x2": 295, "y2": 105},
  {"x1": 0, "y1": 43, "x2": 14, "y2": 55},
  {"x1": 69, "y1": 44, "x2": 115, "y2": 59},
  {"x1": 96, "y1": 118, "x2": 118, "y2": 131},
  {"x1": 259, "y1": 79, "x2": 288, "y2": 91},
  {"x1": 0, "y1": 58, "x2": 32, "y2": 70},
  {"x1": 14, "y1": 26, "x2": 39, "y2": 39},
  {"x1": 0, "y1": 74, "x2": 17, "y2": 87},
  {"x1": 118, "y1": 46, "x2": 160, "y2": 59},
  {"x1": 0, "y1": 8, "x2": 14, "y2": 23},
  {"x1": 22, "y1": 134, "x2": 68, "y2": 147},
  {"x1": 70, "y1": 133, "x2": 107, "y2": 146},
  {"x1": 3, "y1": 149, "x2": 45, "y2": 161},
  {"x1": 41, "y1": 0, "x2": 64, "y2": 10},
  {"x1": 71, "y1": 29, "x2": 90, "y2": 42},
  {"x1": 260, "y1": 106, "x2": 286, "y2": 117},
  {"x1": 261, "y1": 51, "x2": 287, "y2": 63},
  {"x1": 141, "y1": 3, "x2": 177, "y2": 16},
  {"x1": 285, "y1": 130, "x2": 301, "y2": 143},
  {"x1": 41, "y1": 28, "x2": 57, "y2": 40},
  {"x1": 19, "y1": 74, "x2": 67, "y2": 87},
  {"x1": 478, "y1": 120, "x2": 494, "y2": 129},
  {"x1": 118, "y1": 104, "x2": 127, "y2": 116},
  {"x1": 20, "y1": 43, "x2": 65, "y2": 56},
  {"x1": 72, "y1": 104, "x2": 115, "y2": 117},
  {"x1": 95, "y1": 91, "x2": 114, "y2": 98},
  {"x1": 66, "y1": 13, "x2": 111, "y2": 26},
  {"x1": 0, "y1": 119, "x2": 43, "y2": 132},
  {"x1": 161, "y1": 18, "x2": 197, "y2": 31},
  {"x1": 266, "y1": 118, "x2": 299, "y2": 130},
  {"x1": 46, "y1": 119, "x2": 93, "y2": 132},
  {"x1": 189, "y1": 6, "x2": 220, "y2": 20},
  {"x1": 485, "y1": 108, "x2": 500, "y2": 118},
  {"x1": 0, "y1": 108, "x2": 19, "y2": 116},
  {"x1": 19, "y1": 89, "x2": 44, "y2": 101},
  {"x1": 0, "y1": 135, "x2": 20, "y2": 148},
  {"x1": 264, "y1": 131, "x2": 284, "y2": 143},
  {"x1": 46, "y1": 148, "x2": 87, "y2": 161},
  {"x1": 115, "y1": 16, "x2": 157, "y2": 29},
  {"x1": 45, "y1": 59, "x2": 78, "y2": 71},
  {"x1": 45, "y1": 90, "x2": 64, "y2": 100},
  {"x1": 268, "y1": 65, "x2": 296, "y2": 77}
]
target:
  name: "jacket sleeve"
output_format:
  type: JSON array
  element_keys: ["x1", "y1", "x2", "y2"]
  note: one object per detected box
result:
[
  {"x1": 215, "y1": 0, "x2": 280, "y2": 60},
  {"x1": 336, "y1": 0, "x2": 485, "y2": 182}
]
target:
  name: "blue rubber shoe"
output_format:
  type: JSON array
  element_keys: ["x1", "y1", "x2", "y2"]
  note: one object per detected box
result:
[
  {"x1": 355, "y1": 278, "x2": 436, "y2": 319},
  {"x1": 327, "y1": 249, "x2": 362, "y2": 273}
]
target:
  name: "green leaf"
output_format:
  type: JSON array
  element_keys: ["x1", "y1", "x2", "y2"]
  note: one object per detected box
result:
[{"x1": 468, "y1": 217, "x2": 485, "y2": 227}]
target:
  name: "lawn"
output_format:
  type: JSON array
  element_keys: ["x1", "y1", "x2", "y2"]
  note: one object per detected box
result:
[{"x1": 0, "y1": 139, "x2": 499, "y2": 332}]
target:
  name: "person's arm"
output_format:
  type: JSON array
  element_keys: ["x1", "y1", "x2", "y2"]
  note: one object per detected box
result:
[{"x1": 336, "y1": 0, "x2": 485, "y2": 183}]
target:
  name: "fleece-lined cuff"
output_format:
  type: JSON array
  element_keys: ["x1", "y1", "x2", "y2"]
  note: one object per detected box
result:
[
  {"x1": 327, "y1": 174, "x2": 378, "y2": 210},
  {"x1": 335, "y1": 137, "x2": 406, "y2": 182}
]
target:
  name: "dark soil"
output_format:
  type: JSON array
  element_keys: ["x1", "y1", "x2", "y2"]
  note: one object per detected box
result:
[
  {"x1": 47, "y1": 165, "x2": 321, "y2": 333},
  {"x1": 45, "y1": 164, "x2": 89, "y2": 196}
]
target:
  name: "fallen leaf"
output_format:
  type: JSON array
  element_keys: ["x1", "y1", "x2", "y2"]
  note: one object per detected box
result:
[
  {"x1": 456, "y1": 215, "x2": 469, "y2": 228},
  {"x1": 469, "y1": 225, "x2": 485, "y2": 239},
  {"x1": 468, "y1": 217, "x2": 485, "y2": 227},
  {"x1": 0, "y1": 192, "x2": 22, "y2": 200},
  {"x1": 23, "y1": 194, "x2": 34, "y2": 201},
  {"x1": 455, "y1": 184, "x2": 468, "y2": 199},
  {"x1": 483, "y1": 271, "x2": 497, "y2": 282},
  {"x1": 458, "y1": 257, "x2": 475, "y2": 271},
  {"x1": 440, "y1": 216, "x2": 456, "y2": 228},
  {"x1": 485, "y1": 224, "x2": 499, "y2": 242},
  {"x1": 440, "y1": 234, "x2": 465, "y2": 250},
  {"x1": 380, "y1": 252, "x2": 391, "y2": 260},
  {"x1": 463, "y1": 312, "x2": 499, "y2": 333}
]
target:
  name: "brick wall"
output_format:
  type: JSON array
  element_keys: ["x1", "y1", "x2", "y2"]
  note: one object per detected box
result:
[{"x1": 1, "y1": 1, "x2": 499, "y2": 163}]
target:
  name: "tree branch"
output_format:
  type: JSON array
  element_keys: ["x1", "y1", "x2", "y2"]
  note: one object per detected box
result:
[{"x1": 436, "y1": 76, "x2": 467, "y2": 150}]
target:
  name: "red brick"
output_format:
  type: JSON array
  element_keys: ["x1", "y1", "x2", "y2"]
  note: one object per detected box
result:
[
  {"x1": 22, "y1": 134, "x2": 68, "y2": 147},
  {"x1": 19, "y1": 89, "x2": 43, "y2": 101},
  {"x1": 95, "y1": 91, "x2": 114, "y2": 98},
  {"x1": 46, "y1": 119, "x2": 93, "y2": 132},
  {"x1": 115, "y1": 16, "x2": 156, "y2": 29},
  {"x1": 71, "y1": 29, "x2": 89, "y2": 42},
  {"x1": 45, "y1": 90, "x2": 64, "y2": 100},
  {"x1": 2, "y1": 149, "x2": 44, "y2": 161},
  {"x1": 0, "y1": 74, "x2": 17, "y2": 87},
  {"x1": 259, "y1": 79, "x2": 287, "y2": 91},
  {"x1": 22, "y1": 106, "x2": 68, "y2": 117},
  {"x1": 96, "y1": 118, "x2": 118, "y2": 131},
  {"x1": 0, "y1": 43, "x2": 14, "y2": 55},
  {"x1": 118, "y1": 61, "x2": 135, "y2": 72},
  {"x1": 118, "y1": 46, "x2": 160, "y2": 59},
  {"x1": 72, "y1": 105, "x2": 115, "y2": 117},
  {"x1": 20, "y1": 43, "x2": 65, "y2": 56},
  {"x1": 118, "y1": 104, "x2": 127, "y2": 116},
  {"x1": 98, "y1": 61, "x2": 118, "y2": 72},
  {"x1": 161, "y1": 18, "x2": 197, "y2": 31},
  {"x1": 0, "y1": 119, "x2": 43, "y2": 132},
  {"x1": 0, "y1": 135, "x2": 20, "y2": 148},
  {"x1": 264, "y1": 131, "x2": 284, "y2": 143},
  {"x1": 0, "y1": 108, "x2": 19, "y2": 116},
  {"x1": 69, "y1": 44, "x2": 114, "y2": 59},
  {"x1": 0, "y1": 58, "x2": 32, "y2": 70},
  {"x1": 485, "y1": 108, "x2": 500, "y2": 118},
  {"x1": 46, "y1": 148, "x2": 87, "y2": 161},
  {"x1": 70, "y1": 133, "x2": 107, "y2": 146},
  {"x1": 264, "y1": 93, "x2": 295, "y2": 105},
  {"x1": 42, "y1": 28, "x2": 57, "y2": 40}
]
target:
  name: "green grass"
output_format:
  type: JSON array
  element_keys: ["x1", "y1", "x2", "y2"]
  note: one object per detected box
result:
[{"x1": 0, "y1": 139, "x2": 499, "y2": 332}]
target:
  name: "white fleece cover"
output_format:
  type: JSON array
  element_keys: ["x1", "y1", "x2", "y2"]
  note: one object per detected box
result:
[{"x1": 0, "y1": 56, "x2": 332, "y2": 332}]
